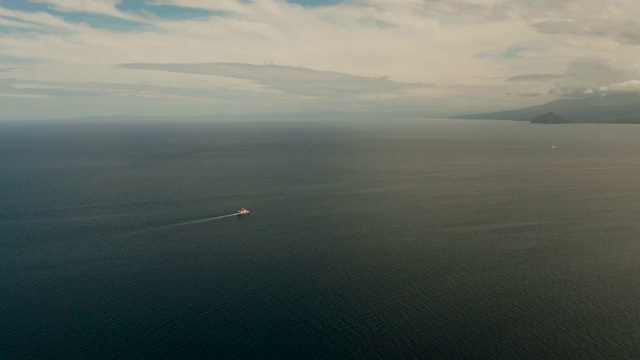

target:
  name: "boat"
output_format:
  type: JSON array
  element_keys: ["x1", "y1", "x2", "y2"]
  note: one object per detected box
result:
[{"x1": 238, "y1": 208, "x2": 250, "y2": 216}]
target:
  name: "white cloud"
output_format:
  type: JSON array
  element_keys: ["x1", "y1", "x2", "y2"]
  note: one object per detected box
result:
[
  {"x1": 0, "y1": 7, "x2": 81, "y2": 30},
  {"x1": 524, "y1": 0, "x2": 640, "y2": 45},
  {"x1": 118, "y1": 62, "x2": 437, "y2": 97},
  {"x1": 600, "y1": 79, "x2": 640, "y2": 92},
  {"x1": 29, "y1": 0, "x2": 145, "y2": 22},
  {"x1": 149, "y1": 0, "x2": 252, "y2": 15},
  {"x1": 506, "y1": 74, "x2": 566, "y2": 82},
  {"x1": 1, "y1": 0, "x2": 640, "y2": 119},
  {"x1": 0, "y1": 93, "x2": 51, "y2": 98},
  {"x1": 548, "y1": 56, "x2": 640, "y2": 95}
]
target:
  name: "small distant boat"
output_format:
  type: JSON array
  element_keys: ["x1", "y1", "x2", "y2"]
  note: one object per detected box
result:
[{"x1": 238, "y1": 208, "x2": 250, "y2": 216}]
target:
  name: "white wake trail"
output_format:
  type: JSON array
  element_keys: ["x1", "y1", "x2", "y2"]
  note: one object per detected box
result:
[
  {"x1": 120, "y1": 212, "x2": 241, "y2": 237},
  {"x1": 165, "y1": 213, "x2": 240, "y2": 227}
]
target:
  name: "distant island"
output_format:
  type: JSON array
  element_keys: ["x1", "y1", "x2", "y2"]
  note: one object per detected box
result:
[
  {"x1": 452, "y1": 91, "x2": 640, "y2": 124},
  {"x1": 531, "y1": 112, "x2": 568, "y2": 124}
]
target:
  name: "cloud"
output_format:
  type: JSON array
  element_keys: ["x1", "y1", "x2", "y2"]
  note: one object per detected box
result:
[
  {"x1": 29, "y1": 0, "x2": 145, "y2": 22},
  {"x1": 524, "y1": 0, "x2": 640, "y2": 45},
  {"x1": 518, "y1": 92, "x2": 543, "y2": 97},
  {"x1": 0, "y1": 6, "x2": 81, "y2": 31},
  {"x1": 0, "y1": 93, "x2": 51, "y2": 99},
  {"x1": 0, "y1": 77, "x2": 279, "y2": 101},
  {"x1": 599, "y1": 80, "x2": 640, "y2": 92},
  {"x1": 147, "y1": 0, "x2": 251, "y2": 15},
  {"x1": 362, "y1": 0, "x2": 515, "y2": 22},
  {"x1": 1, "y1": 0, "x2": 640, "y2": 119},
  {"x1": 506, "y1": 74, "x2": 566, "y2": 82},
  {"x1": 530, "y1": 20, "x2": 640, "y2": 45},
  {"x1": 475, "y1": 45, "x2": 538, "y2": 61},
  {"x1": 118, "y1": 62, "x2": 437, "y2": 97},
  {"x1": 551, "y1": 57, "x2": 636, "y2": 94},
  {"x1": 505, "y1": 55, "x2": 640, "y2": 97}
]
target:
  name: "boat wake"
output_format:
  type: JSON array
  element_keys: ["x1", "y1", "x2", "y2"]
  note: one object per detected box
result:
[
  {"x1": 117, "y1": 212, "x2": 243, "y2": 238},
  {"x1": 165, "y1": 213, "x2": 240, "y2": 228}
]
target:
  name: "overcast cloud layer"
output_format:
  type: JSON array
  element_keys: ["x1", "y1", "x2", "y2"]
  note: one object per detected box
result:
[{"x1": 1, "y1": 0, "x2": 640, "y2": 120}]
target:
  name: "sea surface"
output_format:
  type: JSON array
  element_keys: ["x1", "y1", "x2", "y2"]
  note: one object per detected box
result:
[{"x1": 1, "y1": 118, "x2": 639, "y2": 359}]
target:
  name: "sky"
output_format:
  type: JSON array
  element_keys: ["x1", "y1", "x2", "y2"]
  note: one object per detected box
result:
[{"x1": 1, "y1": 0, "x2": 640, "y2": 120}]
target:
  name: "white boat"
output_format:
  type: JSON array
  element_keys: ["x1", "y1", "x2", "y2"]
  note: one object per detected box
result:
[{"x1": 238, "y1": 208, "x2": 250, "y2": 216}]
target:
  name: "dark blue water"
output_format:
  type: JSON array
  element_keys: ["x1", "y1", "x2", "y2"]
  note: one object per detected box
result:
[{"x1": 1, "y1": 118, "x2": 640, "y2": 359}]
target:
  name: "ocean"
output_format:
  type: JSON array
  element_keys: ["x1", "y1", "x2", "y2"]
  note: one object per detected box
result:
[{"x1": 1, "y1": 118, "x2": 639, "y2": 359}]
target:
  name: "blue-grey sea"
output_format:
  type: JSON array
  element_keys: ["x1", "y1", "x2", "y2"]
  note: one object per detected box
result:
[{"x1": 1, "y1": 118, "x2": 639, "y2": 359}]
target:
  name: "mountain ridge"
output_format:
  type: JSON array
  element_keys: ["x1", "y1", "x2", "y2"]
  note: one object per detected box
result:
[
  {"x1": 531, "y1": 111, "x2": 568, "y2": 124},
  {"x1": 452, "y1": 92, "x2": 640, "y2": 124}
]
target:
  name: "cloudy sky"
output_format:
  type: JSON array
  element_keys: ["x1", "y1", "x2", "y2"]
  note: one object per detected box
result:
[{"x1": 1, "y1": 0, "x2": 639, "y2": 120}]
